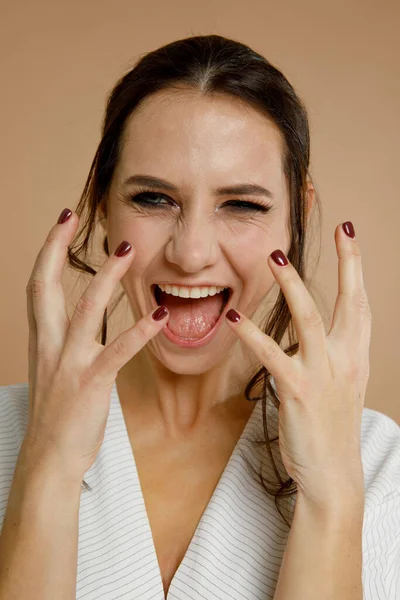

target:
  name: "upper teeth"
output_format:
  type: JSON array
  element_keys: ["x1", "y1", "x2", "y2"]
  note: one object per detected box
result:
[{"x1": 157, "y1": 284, "x2": 228, "y2": 299}]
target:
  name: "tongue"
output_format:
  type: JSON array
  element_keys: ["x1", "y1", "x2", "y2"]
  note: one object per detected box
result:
[{"x1": 159, "y1": 290, "x2": 225, "y2": 339}]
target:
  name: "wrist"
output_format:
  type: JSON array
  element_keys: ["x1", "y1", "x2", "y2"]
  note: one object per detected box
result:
[
  {"x1": 294, "y1": 487, "x2": 364, "y2": 532},
  {"x1": 16, "y1": 439, "x2": 84, "y2": 493}
]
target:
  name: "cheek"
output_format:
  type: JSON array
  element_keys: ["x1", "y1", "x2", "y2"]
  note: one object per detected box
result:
[
  {"x1": 226, "y1": 224, "x2": 273, "y2": 264},
  {"x1": 228, "y1": 228, "x2": 279, "y2": 298},
  {"x1": 115, "y1": 218, "x2": 163, "y2": 272}
]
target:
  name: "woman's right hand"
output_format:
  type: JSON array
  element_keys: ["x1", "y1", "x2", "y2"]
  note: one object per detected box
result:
[{"x1": 22, "y1": 208, "x2": 169, "y2": 484}]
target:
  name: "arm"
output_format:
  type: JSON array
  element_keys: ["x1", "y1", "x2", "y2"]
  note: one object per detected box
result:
[
  {"x1": 273, "y1": 491, "x2": 364, "y2": 600},
  {"x1": 0, "y1": 443, "x2": 82, "y2": 599}
]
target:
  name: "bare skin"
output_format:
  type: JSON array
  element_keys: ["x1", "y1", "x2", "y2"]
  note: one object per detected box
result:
[
  {"x1": 98, "y1": 87, "x2": 315, "y2": 596},
  {"x1": 119, "y1": 373, "x2": 258, "y2": 597}
]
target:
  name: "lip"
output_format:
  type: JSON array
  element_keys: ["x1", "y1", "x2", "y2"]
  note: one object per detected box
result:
[
  {"x1": 150, "y1": 284, "x2": 234, "y2": 348},
  {"x1": 153, "y1": 282, "x2": 232, "y2": 289}
]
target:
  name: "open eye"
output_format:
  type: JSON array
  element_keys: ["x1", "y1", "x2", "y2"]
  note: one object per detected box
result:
[{"x1": 129, "y1": 192, "x2": 171, "y2": 207}]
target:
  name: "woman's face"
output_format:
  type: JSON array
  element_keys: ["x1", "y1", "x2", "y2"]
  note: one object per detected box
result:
[{"x1": 100, "y1": 88, "x2": 292, "y2": 374}]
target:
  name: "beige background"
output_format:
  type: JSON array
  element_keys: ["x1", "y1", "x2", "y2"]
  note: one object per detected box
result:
[{"x1": 1, "y1": 0, "x2": 399, "y2": 424}]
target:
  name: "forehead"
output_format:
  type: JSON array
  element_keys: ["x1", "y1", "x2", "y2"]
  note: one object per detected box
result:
[{"x1": 116, "y1": 88, "x2": 285, "y2": 186}]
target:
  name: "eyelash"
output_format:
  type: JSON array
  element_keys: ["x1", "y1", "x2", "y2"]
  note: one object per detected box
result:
[{"x1": 127, "y1": 191, "x2": 272, "y2": 214}]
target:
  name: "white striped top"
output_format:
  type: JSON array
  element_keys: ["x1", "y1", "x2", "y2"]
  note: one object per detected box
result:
[{"x1": 0, "y1": 381, "x2": 399, "y2": 599}]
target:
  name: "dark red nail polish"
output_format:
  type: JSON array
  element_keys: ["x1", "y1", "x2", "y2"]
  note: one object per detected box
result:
[
  {"x1": 57, "y1": 208, "x2": 72, "y2": 224},
  {"x1": 152, "y1": 306, "x2": 168, "y2": 321},
  {"x1": 226, "y1": 309, "x2": 241, "y2": 323},
  {"x1": 114, "y1": 241, "x2": 131, "y2": 257},
  {"x1": 342, "y1": 222, "x2": 355, "y2": 239},
  {"x1": 270, "y1": 249, "x2": 288, "y2": 266}
]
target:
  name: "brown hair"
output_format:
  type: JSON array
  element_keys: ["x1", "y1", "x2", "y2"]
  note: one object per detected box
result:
[{"x1": 68, "y1": 34, "x2": 323, "y2": 528}]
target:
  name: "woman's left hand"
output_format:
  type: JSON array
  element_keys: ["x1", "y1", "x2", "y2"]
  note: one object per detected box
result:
[{"x1": 225, "y1": 222, "x2": 371, "y2": 514}]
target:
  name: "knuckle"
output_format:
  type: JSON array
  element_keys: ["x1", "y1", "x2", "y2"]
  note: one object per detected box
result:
[
  {"x1": 34, "y1": 343, "x2": 53, "y2": 366},
  {"x1": 303, "y1": 308, "x2": 323, "y2": 329},
  {"x1": 344, "y1": 361, "x2": 361, "y2": 381},
  {"x1": 74, "y1": 295, "x2": 97, "y2": 320},
  {"x1": 261, "y1": 340, "x2": 280, "y2": 364},
  {"x1": 78, "y1": 364, "x2": 98, "y2": 388},
  {"x1": 352, "y1": 246, "x2": 363, "y2": 259},
  {"x1": 294, "y1": 373, "x2": 312, "y2": 397},
  {"x1": 112, "y1": 336, "x2": 129, "y2": 359},
  {"x1": 134, "y1": 319, "x2": 153, "y2": 339},
  {"x1": 45, "y1": 228, "x2": 59, "y2": 247},
  {"x1": 353, "y1": 291, "x2": 371, "y2": 317},
  {"x1": 342, "y1": 355, "x2": 368, "y2": 381},
  {"x1": 28, "y1": 278, "x2": 46, "y2": 299}
]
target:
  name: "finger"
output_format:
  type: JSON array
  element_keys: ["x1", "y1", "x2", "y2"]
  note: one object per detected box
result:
[
  {"x1": 26, "y1": 281, "x2": 37, "y2": 408},
  {"x1": 92, "y1": 306, "x2": 169, "y2": 384},
  {"x1": 26, "y1": 209, "x2": 79, "y2": 362},
  {"x1": 328, "y1": 223, "x2": 372, "y2": 340},
  {"x1": 224, "y1": 308, "x2": 296, "y2": 385},
  {"x1": 266, "y1": 249, "x2": 327, "y2": 366},
  {"x1": 65, "y1": 240, "x2": 136, "y2": 352}
]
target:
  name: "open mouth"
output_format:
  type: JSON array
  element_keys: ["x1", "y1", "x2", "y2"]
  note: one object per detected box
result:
[
  {"x1": 151, "y1": 284, "x2": 232, "y2": 315},
  {"x1": 150, "y1": 285, "x2": 233, "y2": 343}
]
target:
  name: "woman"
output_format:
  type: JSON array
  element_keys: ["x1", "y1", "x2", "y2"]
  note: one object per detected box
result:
[{"x1": 0, "y1": 35, "x2": 398, "y2": 600}]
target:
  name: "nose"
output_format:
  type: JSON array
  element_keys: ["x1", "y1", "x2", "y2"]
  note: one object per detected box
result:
[{"x1": 164, "y1": 215, "x2": 220, "y2": 274}]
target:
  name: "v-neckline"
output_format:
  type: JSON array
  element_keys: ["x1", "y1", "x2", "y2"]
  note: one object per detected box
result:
[{"x1": 112, "y1": 382, "x2": 261, "y2": 600}]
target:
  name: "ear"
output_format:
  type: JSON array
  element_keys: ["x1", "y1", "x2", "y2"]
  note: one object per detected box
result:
[
  {"x1": 98, "y1": 199, "x2": 107, "y2": 234},
  {"x1": 305, "y1": 175, "x2": 315, "y2": 222}
]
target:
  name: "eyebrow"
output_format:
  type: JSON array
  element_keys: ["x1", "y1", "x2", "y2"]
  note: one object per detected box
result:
[{"x1": 122, "y1": 174, "x2": 274, "y2": 200}]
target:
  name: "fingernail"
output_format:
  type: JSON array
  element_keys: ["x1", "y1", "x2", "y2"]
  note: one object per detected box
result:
[
  {"x1": 226, "y1": 308, "x2": 241, "y2": 323},
  {"x1": 342, "y1": 221, "x2": 355, "y2": 239},
  {"x1": 152, "y1": 306, "x2": 169, "y2": 321},
  {"x1": 270, "y1": 249, "x2": 288, "y2": 266},
  {"x1": 57, "y1": 208, "x2": 72, "y2": 224},
  {"x1": 114, "y1": 241, "x2": 132, "y2": 257}
]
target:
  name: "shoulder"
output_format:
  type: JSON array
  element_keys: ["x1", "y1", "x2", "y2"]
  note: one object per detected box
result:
[
  {"x1": 361, "y1": 406, "x2": 399, "y2": 500},
  {"x1": 0, "y1": 383, "x2": 30, "y2": 530},
  {"x1": 0, "y1": 382, "x2": 30, "y2": 446},
  {"x1": 360, "y1": 407, "x2": 400, "y2": 598}
]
